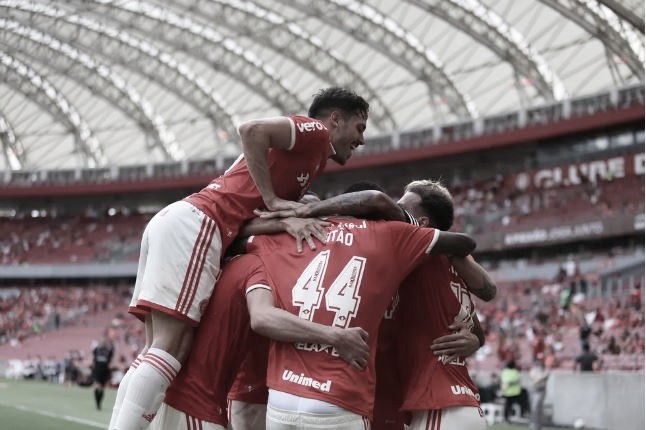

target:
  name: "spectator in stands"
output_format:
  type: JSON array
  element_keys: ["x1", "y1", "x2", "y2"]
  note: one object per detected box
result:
[
  {"x1": 604, "y1": 336, "x2": 621, "y2": 355},
  {"x1": 629, "y1": 282, "x2": 642, "y2": 311},
  {"x1": 574, "y1": 343, "x2": 601, "y2": 372},
  {"x1": 529, "y1": 354, "x2": 550, "y2": 430},
  {"x1": 501, "y1": 360, "x2": 523, "y2": 422}
]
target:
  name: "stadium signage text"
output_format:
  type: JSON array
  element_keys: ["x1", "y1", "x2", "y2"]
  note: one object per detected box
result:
[
  {"x1": 503, "y1": 221, "x2": 605, "y2": 246},
  {"x1": 513, "y1": 152, "x2": 644, "y2": 190}
]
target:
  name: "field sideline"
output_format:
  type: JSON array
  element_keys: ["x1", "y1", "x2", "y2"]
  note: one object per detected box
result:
[{"x1": 0, "y1": 377, "x2": 571, "y2": 429}]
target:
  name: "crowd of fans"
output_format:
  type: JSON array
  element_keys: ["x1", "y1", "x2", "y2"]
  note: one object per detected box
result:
[
  {"x1": 471, "y1": 259, "x2": 644, "y2": 374},
  {"x1": 0, "y1": 156, "x2": 642, "y2": 380},
  {"x1": 2, "y1": 166, "x2": 642, "y2": 266},
  {"x1": 0, "y1": 212, "x2": 150, "y2": 265},
  {"x1": 0, "y1": 285, "x2": 130, "y2": 347}
]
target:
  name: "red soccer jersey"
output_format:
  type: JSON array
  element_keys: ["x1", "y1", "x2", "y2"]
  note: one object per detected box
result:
[
  {"x1": 247, "y1": 218, "x2": 441, "y2": 419},
  {"x1": 373, "y1": 292, "x2": 409, "y2": 429},
  {"x1": 185, "y1": 115, "x2": 330, "y2": 250},
  {"x1": 164, "y1": 254, "x2": 270, "y2": 426},
  {"x1": 396, "y1": 256, "x2": 481, "y2": 411},
  {"x1": 228, "y1": 334, "x2": 269, "y2": 404}
]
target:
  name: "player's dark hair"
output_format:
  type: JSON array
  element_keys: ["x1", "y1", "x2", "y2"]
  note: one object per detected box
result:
[
  {"x1": 404, "y1": 179, "x2": 454, "y2": 231},
  {"x1": 308, "y1": 87, "x2": 369, "y2": 119},
  {"x1": 343, "y1": 180, "x2": 385, "y2": 194}
]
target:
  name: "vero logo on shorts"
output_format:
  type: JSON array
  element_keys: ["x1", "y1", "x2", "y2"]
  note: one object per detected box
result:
[{"x1": 296, "y1": 121, "x2": 326, "y2": 132}]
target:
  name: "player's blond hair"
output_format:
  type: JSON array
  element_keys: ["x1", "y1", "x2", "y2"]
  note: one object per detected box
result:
[{"x1": 404, "y1": 179, "x2": 454, "y2": 230}]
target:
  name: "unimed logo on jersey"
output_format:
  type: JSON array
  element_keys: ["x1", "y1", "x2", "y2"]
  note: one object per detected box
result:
[
  {"x1": 296, "y1": 121, "x2": 326, "y2": 133},
  {"x1": 282, "y1": 369, "x2": 332, "y2": 392}
]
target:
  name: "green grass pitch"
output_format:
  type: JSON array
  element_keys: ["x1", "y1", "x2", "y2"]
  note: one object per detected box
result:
[{"x1": 0, "y1": 377, "x2": 570, "y2": 429}]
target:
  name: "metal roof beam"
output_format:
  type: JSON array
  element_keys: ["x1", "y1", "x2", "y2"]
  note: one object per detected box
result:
[
  {"x1": 0, "y1": 19, "x2": 181, "y2": 161},
  {"x1": 277, "y1": 0, "x2": 478, "y2": 119},
  {"x1": 0, "y1": 109, "x2": 25, "y2": 170},
  {"x1": 172, "y1": 0, "x2": 396, "y2": 131},
  {"x1": 71, "y1": 0, "x2": 306, "y2": 113},
  {"x1": 0, "y1": 51, "x2": 103, "y2": 168},
  {"x1": 408, "y1": 0, "x2": 567, "y2": 103},
  {"x1": 2, "y1": 0, "x2": 239, "y2": 143},
  {"x1": 597, "y1": 0, "x2": 644, "y2": 32},
  {"x1": 540, "y1": 0, "x2": 644, "y2": 79}
]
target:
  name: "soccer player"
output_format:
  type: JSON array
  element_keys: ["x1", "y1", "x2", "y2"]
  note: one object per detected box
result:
[
  {"x1": 110, "y1": 88, "x2": 370, "y2": 430},
  {"x1": 150, "y1": 253, "x2": 369, "y2": 430},
  {"x1": 227, "y1": 342, "x2": 270, "y2": 430},
  {"x1": 395, "y1": 179, "x2": 496, "y2": 430},
  {"x1": 91, "y1": 336, "x2": 114, "y2": 411},
  {"x1": 257, "y1": 181, "x2": 494, "y2": 429},
  {"x1": 245, "y1": 217, "x2": 476, "y2": 429}
]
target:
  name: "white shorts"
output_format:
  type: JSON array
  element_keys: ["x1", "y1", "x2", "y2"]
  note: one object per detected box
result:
[
  {"x1": 266, "y1": 390, "x2": 370, "y2": 430},
  {"x1": 151, "y1": 403, "x2": 226, "y2": 430},
  {"x1": 227, "y1": 400, "x2": 266, "y2": 430},
  {"x1": 409, "y1": 406, "x2": 486, "y2": 430},
  {"x1": 129, "y1": 201, "x2": 222, "y2": 325}
]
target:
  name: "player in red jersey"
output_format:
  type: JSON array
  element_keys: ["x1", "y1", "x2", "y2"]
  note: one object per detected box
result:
[
  {"x1": 227, "y1": 340, "x2": 269, "y2": 430},
  {"x1": 395, "y1": 180, "x2": 497, "y2": 430},
  {"x1": 110, "y1": 88, "x2": 370, "y2": 430},
  {"x1": 244, "y1": 217, "x2": 476, "y2": 429},
  {"x1": 150, "y1": 252, "x2": 369, "y2": 430},
  {"x1": 256, "y1": 183, "x2": 494, "y2": 430}
]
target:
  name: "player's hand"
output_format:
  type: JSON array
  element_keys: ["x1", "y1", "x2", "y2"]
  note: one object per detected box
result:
[
  {"x1": 430, "y1": 330, "x2": 480, "y2": 360},
  {"x1": 282, "y1": 217, "x2": 331, "y2": 253},
  {"x1": 332, "y1": 327, "x2": 369, "y2": 371},
  {"x1": 264, "y1": 197, "x2": 304, "y2": 213}
]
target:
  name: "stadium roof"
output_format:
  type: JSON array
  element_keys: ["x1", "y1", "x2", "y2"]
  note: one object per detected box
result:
[{"x1": 0, "y1": 0, "x2": 643, "y2": 170}]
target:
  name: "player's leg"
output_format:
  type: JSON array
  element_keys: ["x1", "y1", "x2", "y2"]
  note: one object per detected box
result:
[
  {"x1": 408, "y1": 407, "x2": 486, "y2": 430},
  {"x1": 111, "y1": 201, "x2": 222, "y2": 430},
  {"x1": 114, "y1": 312, "x2": 192, "y2": 429},
  {"x1": 109, "y1": 224, "x2": 152, "y2": 428},
  {"x1": 228, "y1": 400, "x2": 267, "y2": 430},
  {"x1": 151, "y1": 403, "x2": 226, "y2": 430}
]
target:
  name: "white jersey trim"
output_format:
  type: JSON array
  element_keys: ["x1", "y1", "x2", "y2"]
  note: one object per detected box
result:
[
  {"x1": 246, "y1": 284, "x2": 271, "y2": 295},
  {"x1": 287, "y1": 117, "x2": 296, "y2": 150},
  {"x1": 403, "y1": 209, "x2": 419, "y2": 226},
  {"x1": 425, "y1": 230, "x2": 441, "y2": 254}
]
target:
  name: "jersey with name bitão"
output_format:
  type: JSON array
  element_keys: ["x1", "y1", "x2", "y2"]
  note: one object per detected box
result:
[
  {"x1": 246, "y1": 218, "x2": 441, "y2": 419},
  {"x1": 397, "y1": 256, "x2": 481, "y2": 411},
  {"x1": 185, "y1": 115, "x2": 330, "y2": 250},
  {"x1": 164, "y1": 254, "x2": 269, "y2": 426}
]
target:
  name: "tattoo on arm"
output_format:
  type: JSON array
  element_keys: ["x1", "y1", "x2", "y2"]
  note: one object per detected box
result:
[{"x1": 468, "y1": 274, "x2": 497, "y2": 302}]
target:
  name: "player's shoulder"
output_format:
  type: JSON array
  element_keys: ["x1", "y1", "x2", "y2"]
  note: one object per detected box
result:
[{"x1": 222, "y1": 252, "x2": 264, "y2": 272}]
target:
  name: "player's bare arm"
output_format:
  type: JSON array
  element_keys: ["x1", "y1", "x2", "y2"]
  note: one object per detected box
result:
[
  {"x1": 431, "y1": 313, "x2": 484, "y2": 358},
  {"x1": 448, "y1": 255, "x2": 497, "y2": 301},
  {"x1": 240, "y1": 217, "x2": 331, "y2": 253},
  {"x1": 246, "y1": 288, "x2": 370, "y2": 370},
  {"x1": 428, "y1": 231, "x2": 476, "y2": 258},
  {"x1": 255, "y1": 190, "x2": 407, "y2": 221},
  {"x1": 239, "y1": 116, "x2": 304, "y2": 212}
]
